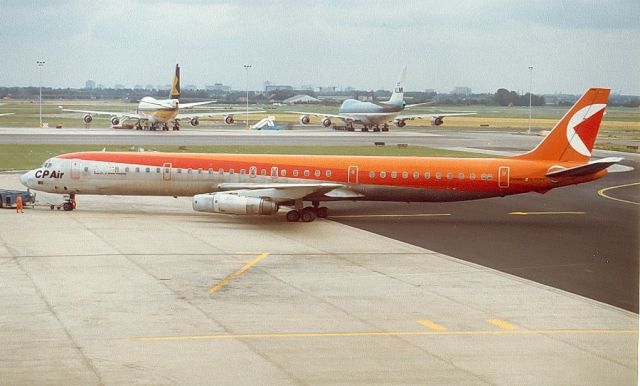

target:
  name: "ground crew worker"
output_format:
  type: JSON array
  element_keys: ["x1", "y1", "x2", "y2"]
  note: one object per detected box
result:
[{"x1": 16, "y1": 194, "x2": 24, "y2": 213}]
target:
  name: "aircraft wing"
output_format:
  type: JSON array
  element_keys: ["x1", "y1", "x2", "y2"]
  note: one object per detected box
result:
[
  {"x1": 60, "y1": 108, "x2": 145, "y2": 120},
  {"x1": 285, "y1": 111, "x2": 358, "y2": 122},
  {"x1": 215, "y1": 182, "x2": 358, "y2": 202},
  {"x1": 176, "y1": 110, "x2": 265, "y2": 120},
  {"x1": 395, "y1": 112, "x2": 477, "y2": 121},
  {"x1": 178, "y1": 100, "x2": 217, "y2": 109},
  {"x1": 545, "y1": 157, "x2": 623, "y2": 179}
]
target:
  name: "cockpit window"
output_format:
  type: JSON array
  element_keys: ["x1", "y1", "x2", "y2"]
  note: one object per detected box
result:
[{"x1": 41, "y1": 159, "x2": 52, "y2": 168}]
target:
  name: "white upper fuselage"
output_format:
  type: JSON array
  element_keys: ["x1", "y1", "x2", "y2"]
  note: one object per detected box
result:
[
  {"x1": 137, "y1": 97, "x2": 179, "y2": 123},
  {"x1": 337, "y1": 99, "x2": 404, "y2": 125}
]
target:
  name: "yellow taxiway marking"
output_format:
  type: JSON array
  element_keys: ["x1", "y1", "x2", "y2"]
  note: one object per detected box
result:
[
  {"x1": 129, "y1": 328, "x2": 637, "y2": 342},
  {"x1": 597, "y1": 182, "x2": 640, "y2": 206},
  {"x1": 418, "y1": 320, "x2": 448, "y2": 331},
  {"x1": 509, "y1": 211, "x2": 585, "y2": 216},
  {"x1": 208, "y1": 252, "x2": 269, "y2": 294},
  {"x1": 330, "y1": 213, "x2": 451, "y2": 218},
  {"x1": 487, "y1": 319, "x2": 518, "y2": 330}
]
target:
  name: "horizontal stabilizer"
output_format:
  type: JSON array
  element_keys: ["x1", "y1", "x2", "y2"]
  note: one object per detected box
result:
[{"x1": 546, "y1": 157, "x2": 623, "y2": 179}]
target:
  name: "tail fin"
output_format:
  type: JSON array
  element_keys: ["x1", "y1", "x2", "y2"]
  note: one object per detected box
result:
[
  {"x1": 388, "y1": 66, "x2": 407, "y2": 105},
  {"x1": 513, "y1": 87, "x2": 610, "y2": 163},
  {"x1": 170, "y1": 64, "x2": 180, "y2": 99}
]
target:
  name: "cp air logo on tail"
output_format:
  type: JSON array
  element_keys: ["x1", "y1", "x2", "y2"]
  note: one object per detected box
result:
[
  {"x1": 566, "y1": 103, "x2": 607, "y2": 157},
  {"x1": 514, "y1": 88, "x2": 610, "y2": 163}
]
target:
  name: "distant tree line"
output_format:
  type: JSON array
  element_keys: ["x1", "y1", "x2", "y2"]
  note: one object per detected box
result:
[{"x1": 493, "y1": 88, "x2": 545, "y2": 106}]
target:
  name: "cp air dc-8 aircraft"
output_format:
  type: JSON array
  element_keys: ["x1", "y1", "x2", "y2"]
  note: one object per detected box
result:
[
  {"x1": 22, "y1": 88, "x2": 620, "y2": 222},
  {"x1": 62, "y1": 64, "x2": 263, "y2": 131},
  {"x1": 289, "y1": 67, "x2": 475, "y2": 132}
]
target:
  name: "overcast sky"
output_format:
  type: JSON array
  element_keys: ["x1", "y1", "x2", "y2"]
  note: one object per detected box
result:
[{"x1": 0, "y1": 1, "x2": 638, "y2": 94}]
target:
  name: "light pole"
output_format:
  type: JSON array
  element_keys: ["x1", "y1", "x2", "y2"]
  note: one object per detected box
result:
[
  {"x1": 37, "y1": 60, "x2": 45, "y2": 127},
  {"x1": 528, "y1": 65, "x2": 533, "y2": 134},
  {"x1": 243, "y1": 64, "x2": 252, "y2": 128}
]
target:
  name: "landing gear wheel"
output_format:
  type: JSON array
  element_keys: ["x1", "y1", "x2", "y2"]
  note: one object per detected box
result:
[
  {"x1": 286, "y1": 210, "x2": 300, "y2": 222},
  {"x1": 361, "y1": 126, "x2": 369, "y2": 132},
  {"x1": 316, "y1": 206, "x2": 329, "y2": 218},
  {"x1": 382, "y1": 126, "x2": 389, "y2": 132},
  {"x1": 62, "y1": 202, "x2": 74, "y2": 211},
  {"x1": 300, "y1": 208, "x2": 317, "y2": 222}
]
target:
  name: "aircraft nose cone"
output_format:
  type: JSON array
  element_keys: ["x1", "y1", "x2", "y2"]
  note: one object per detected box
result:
[{"x1": 20, "y1": 171, "x2": 31, "y2": 187}]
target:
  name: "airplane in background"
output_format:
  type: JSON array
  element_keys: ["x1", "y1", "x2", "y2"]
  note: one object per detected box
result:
[
  {"x1": 289, "y1": 67, "x2": 475, "y2": 132},
  {"x1": 61, "y1": 64, "x2": 263, "y2": 131},
  {"x1": 21, "y1": 88, "x2": 620, "y2": 222}
]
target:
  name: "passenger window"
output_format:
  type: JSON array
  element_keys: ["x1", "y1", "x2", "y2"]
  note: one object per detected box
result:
[
  {"x1": 413, "y1": 171, "x2": 419, "y2": 179},
  {"x1": 293, "y1": 170, "x2": 299, "y2": 177},
  {"x1": 458, "y1": 173, "x2": 464, "y2": 180},
  {"x1": 424, "y1": 172, "x2": 430, "y2": 179},
  {"x1": 177, "y1": 169, "x2": 182, "y2": 174},
  {"x1": 481, "y1": 174, "x2": 487, "y2": 180},
  {"x1": 304, "y1": 170, "x2": 310, "y2": 177},
  {"x1": 369, "y1": 171, "x2": 375, "y2": 178},
  {"x1": 447, "y1": 173, "x2": 453, "y2": 180},
  {"x1": 380, "y1": 171, "x2": 386, "y2": 178},
  {"x1": 261, "y1": 169, "x2": 266, "y2": 176},
  {"x1": 391, "y1": 171, "x2": 397, "y2": 178},
  {"x1": 208, "y1": 168, "x2": 213, "y2": 174},
  {"x1": 281, "y1": 169, "x2": 287, "y2": 177},
  {"x1": 229, "y1": 169, "x2": 234, "y2": 175},
  {"x1": 326, "y1": 170, "x2": 331, "y2": 177},
  {"x1": 240, "y1": 169, "x2": 246, "y2": 175},
  {"x1": 314, "y1": 170, "x2": 320, "y2": 177},
  {"x1": 135, "y1": 167, "x2": 140, "y2": 173},
  {"x1": 187, "y1": 168, "x2": 192, "y2": 174},
  {"x1": 198, "y1": 168, "x2": 203, "y2": 174},
  {"x1": 402, "y1": 171, "x2": 408, "y2": 179},
  {"x1": 487, "y1": 174, "x2": 493, "y2": 180},
  {"x1": 435, "y1": 172, "x2": 442, "y2": 179},
  {"x1": 145, "y1": 167, "x2": 150, "y2": 173},
  {"x1": 156, "y1": 168, "x2": 160, "y2": 173},
  {"x1": 125, "y1": 167, "x2": 130, "y2": 173}
]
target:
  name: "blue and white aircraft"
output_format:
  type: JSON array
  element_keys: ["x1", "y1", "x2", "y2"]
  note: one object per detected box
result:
[{"x1": 290, "y1": 67, "x2": 475, "y2": 132}]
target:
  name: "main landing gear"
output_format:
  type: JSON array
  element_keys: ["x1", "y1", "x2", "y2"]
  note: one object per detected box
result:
[{"x1": 285, "y1": 201, "x2": 329, "y2": 222}]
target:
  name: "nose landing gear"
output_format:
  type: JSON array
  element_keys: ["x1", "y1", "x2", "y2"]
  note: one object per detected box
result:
[{"x1": 62, "y1": 193, "x2": 76, "y2": 211}]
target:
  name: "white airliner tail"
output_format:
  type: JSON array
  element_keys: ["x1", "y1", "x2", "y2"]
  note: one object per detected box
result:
[{"x1": 388, "y1": 66, "x2": 407, "y2": 106}]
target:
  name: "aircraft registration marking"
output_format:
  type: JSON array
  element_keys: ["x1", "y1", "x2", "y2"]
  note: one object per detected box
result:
[{"x1": 208, "y1": 252, "x2": 269, "y2": 293}]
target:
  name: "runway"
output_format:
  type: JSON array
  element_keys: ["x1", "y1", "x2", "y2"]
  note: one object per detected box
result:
[
  {"x1": 0, "y1": 174, "x2": 636, "y2": 385},
  {"x1": 2, "y1": 125, "x2": 638, "y2": 313}
]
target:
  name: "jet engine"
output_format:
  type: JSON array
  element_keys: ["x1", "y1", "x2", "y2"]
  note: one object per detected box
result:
[
  {"x1": 111, "y1": 116, "x2": 120, "y2": 126},
  {"x1": 321, "y1": 118, "x2": 332, "y2": 127},
  {"x1": 299, "y1": 115, "x2": 310, "y2": 125},
  {"x1": 190, "y1": 117, "x2": 199, "y2": 126},
  {"x1": 224, "y1": 115, "x2": 234, "y2": 125},
  {"x1": 431, "y1": 117, "x2": 444, "y2": 126},
  {"x1": 83, "y1": 114, "x2": 93, "y2": 124},
  {"x1": 394, "y1": 119, "x2": 406, "y2": 127},
  {"x1": 192, "y1": 193, "x2": 279, "y2": 216}
]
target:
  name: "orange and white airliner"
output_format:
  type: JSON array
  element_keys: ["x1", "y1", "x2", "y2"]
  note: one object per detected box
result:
[{"x1": 21, "y1": 88, "x2": 621, "y2": 222}]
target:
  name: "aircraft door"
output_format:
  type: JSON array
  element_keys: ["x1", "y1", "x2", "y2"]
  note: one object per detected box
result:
[
  {"x1": 348, "y1": 165, "x2": 359, "y2": 184},
  {"x1": 163, "y1": 163, "x2": 172, "y2": 181},
  {"x1": 71, "y1": 159, "x2": 81, "y2": 179},
  {"x1": 498, "y1": 166, "x2": 510, "y2": 188}
]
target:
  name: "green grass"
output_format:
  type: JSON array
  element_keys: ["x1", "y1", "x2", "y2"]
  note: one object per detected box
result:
[{"x1": 0, "y1": 144, "x2": 490, "y2": 171}]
